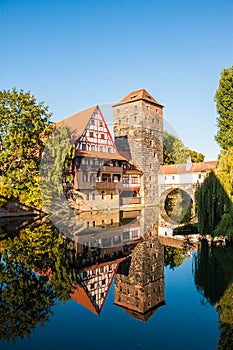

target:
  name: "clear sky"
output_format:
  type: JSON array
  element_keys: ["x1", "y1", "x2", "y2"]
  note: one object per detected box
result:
[{"x1": 0, "y1": 0, "x2": 232, "y2": 160}]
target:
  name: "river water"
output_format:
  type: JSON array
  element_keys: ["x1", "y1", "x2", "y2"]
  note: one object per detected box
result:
[{"x1": 0, "y1": 212, "x2": 232, "y2": 350}]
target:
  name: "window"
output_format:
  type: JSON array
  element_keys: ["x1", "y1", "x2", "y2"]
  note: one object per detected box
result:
[
  {"x1": 83, "y1": 173, "x2": 87, "y2": 182},
  {"x1": 134, "y1": 105, "x2": 137, "y2": 110},
  {"x1": 101, "y1": 191, "x2": 105, "y2": 199},
  {"x1": 91, "y1": 119, "x2": 95, "y2": 125},
  {"x1": 134, "y1": 116, "x2": 137, "y2": 122},
  {"x1": 117, "y1": 109, "x2": 120, "y2": 115},
  {"x1": 99, "y1": 146, "x2": 103, "y2": 152},
  {"x1": 82, "y1": 143, "x2": 86, "y2": 150},
  {"x1": 91, "y1": 145, "x2": 95, "y2": 151},
  {"x1": 87, "y1": 221, "x2": 89, "y2": 228},
  {"x1": 92, "y1": 221, "x2": 95, "y2": 227},
  {"x1": 172, "y1": 175, "x2": 175, "y2": 180},
  {"x1": 92, "y1": 193, "x2": 95, "y2": 200},
  {"x1": 152, "y1": 118, "x2": 154, "y2": 123},
  {"x1": 101, "y1": 133, "x2": 105, "y2": 139},
  {"x1": 100, "y1": 121, "x2": 103, "y2": 127},
  {"x1": 91, "y1": 283, "x2": 94, "y2": 289},
  {"x1": 90, "y1": 131, "x2": 94, "y2": 137},
  {"x1": 110, "y1": 192, "x2": 113, "y2": 199},
  {"x1": 108, "y1": 147, "x2": 111, "y2": 153}
]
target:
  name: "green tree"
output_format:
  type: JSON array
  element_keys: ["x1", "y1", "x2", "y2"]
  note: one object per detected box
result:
[
  {"x1": 196, "y1": 148, "x2": 233, "y2": 237},
  {"x1": 163, "y1": 131, "x2": 204, "y2": 165},
  {"x1": 0, "y1": 88, "x2": 53, "y2": 208},
  {"x1": 215, "y1": 65, "x2": 233, "y2": 150}
]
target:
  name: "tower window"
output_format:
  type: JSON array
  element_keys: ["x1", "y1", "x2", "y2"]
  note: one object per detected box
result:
[
  {"x1": 117, "y1": 109, "x2": 120, "y2": 115},
  {"x1": 101, "y1": 191, "x2": 105, "y2": 199}
]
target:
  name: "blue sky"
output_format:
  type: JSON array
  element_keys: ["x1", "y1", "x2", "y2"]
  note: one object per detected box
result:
[{"x1": 0, "y1": 0, "x2": 232, "y2": 160}]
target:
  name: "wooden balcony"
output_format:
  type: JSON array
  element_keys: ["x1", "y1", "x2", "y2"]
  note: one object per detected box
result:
[
  {"x1": 100, "y1": 166, "x2": 123, "y2": 174},
  {"x1": 121, "y1": 197, "x2": 141, "y2": 205},
  {"x1": 95, "y1": 181, "x2": 122, "y2": 190}
]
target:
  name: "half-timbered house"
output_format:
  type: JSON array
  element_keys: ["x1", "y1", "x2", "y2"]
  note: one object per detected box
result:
[{"x1": 57, "y1": 104, "x2": 142, "y2": 210}]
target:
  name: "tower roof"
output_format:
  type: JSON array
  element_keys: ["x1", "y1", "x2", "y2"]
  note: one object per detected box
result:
[{"x1": 113, "y1": 88, "x2": 163, "y2": 107}]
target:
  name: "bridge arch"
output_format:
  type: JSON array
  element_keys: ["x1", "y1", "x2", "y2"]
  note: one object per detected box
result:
[{"x1": 159, "y1": 186, "x2": 193, "y2": 225}]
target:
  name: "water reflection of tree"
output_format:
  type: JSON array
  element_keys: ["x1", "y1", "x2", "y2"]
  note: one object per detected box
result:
[
  {"x1": 164, "y1": 246, "x2": 188, "y2": 270},
  {"x1": 0, "y1": 220, "x2": 76, "y2": 343},
  {"x1": 193, "y1": 239, "x2": 233, "y2": 349}
]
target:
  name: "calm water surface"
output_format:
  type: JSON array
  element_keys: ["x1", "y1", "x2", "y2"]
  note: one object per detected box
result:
[{"x1": 0, "y1": 214, "x2": 231, "y2": 350}]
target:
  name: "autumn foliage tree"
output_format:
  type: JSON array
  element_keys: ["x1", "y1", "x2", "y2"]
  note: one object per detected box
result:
[{"x1": 0, "y1": 88, "x2": 53, "y2": 207}]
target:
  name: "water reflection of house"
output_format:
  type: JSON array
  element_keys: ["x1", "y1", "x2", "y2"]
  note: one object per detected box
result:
[
  {"x1": 114, "y1": 231, "x2": 165, "y2": 322},
  {"x1": 57, "y1": 105, "x2": 142, "y2": 210},
  {"x1": 71, "y1": 261, "x2": 120, "y2": 315},
  {"x1": 70, "y1": 210, "x2": 142, "y2": 267},
  {"x1": 70, "y1": 240, "x2": 141, "y2": 315}
]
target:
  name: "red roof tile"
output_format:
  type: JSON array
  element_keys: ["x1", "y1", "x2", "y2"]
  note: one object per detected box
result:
[
  {"x1": 160, "y1": 161, "x2": 217, "y2": 175},
  {"x1": 113, "y1": 88, "x2": 163, "y2": 107}
]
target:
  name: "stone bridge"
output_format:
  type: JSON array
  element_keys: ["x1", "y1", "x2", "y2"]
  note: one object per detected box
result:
[{"x1": 158, "y1": 160, "x2": 217, "y2": 225}]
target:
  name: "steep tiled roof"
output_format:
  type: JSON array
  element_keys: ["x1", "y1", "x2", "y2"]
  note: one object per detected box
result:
[
  {"x1": 71, "y1": 284, "x2": 100, "y2": 315},
  {"x1": 56, "y1": 105, "x2": 97, "y2": 141},
  {"x1": 113, "y1": 88, "x2": 163, "y2": 107},
  {"x1": 160, "y1": 161, "x2": 218, "y2": 175}
]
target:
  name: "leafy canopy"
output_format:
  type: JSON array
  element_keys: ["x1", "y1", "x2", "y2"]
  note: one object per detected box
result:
[
  {"x1": 163, "y1": 131, "x2": 204, "y2": 164},
  {"x1": 0, "y1": 88, "x2": 53, "y2": 207},
  {"x1": 215, "y1": 65, "x2": 233, "y2": 150}
]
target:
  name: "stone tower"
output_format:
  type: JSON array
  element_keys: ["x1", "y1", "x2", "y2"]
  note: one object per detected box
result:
[
  {"x1": 113, "y1": 88, "x2": 163, "y2": 206},
  {"x1": 114, "y1": 228, "x2": 165, "y2": 321}
]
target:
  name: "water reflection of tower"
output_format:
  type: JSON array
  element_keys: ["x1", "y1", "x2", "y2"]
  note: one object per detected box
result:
[{"x1": 114, "y1": 227, "x2": 165, "y2": 321}]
